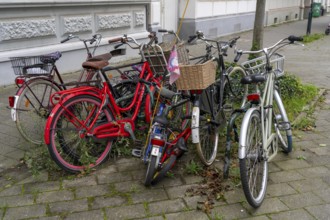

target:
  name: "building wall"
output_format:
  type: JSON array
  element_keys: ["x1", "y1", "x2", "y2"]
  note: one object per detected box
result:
[
  {"x1": 0, "y1": 0, "x2": 157, "y2": 86},
  {"x1": 178, "y1": 0, "x2": 308, "y2": 40}
]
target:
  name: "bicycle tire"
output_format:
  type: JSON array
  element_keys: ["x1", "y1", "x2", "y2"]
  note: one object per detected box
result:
[
  {"x1": 195, "y1": 84, "x2": 220, "y2": 166},
  {"x1": 273, "y1": 90, "x2": 292, "y2": 153},
  {"x1": 144, "y1": 155, "x2": 158, "y2": 186},
  {"x1": 152, "y1": 154, "x2": 177, "y2": 185},
  {"x1": 239, "y1": 109, "x2": 268, "y2": 208},
  {"x1": 47, "y1": 94, "x2": 114, "y2": 173},
  {"x1": 16, "y1": 78, "x2": 61, "y2": 144}
]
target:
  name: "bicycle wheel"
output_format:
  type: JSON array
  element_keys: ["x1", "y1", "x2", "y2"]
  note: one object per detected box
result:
[
  {"x1": 152, "y1": 154, "x2": 177, "y2": 185},
  {"x1": 47, "y1": 94, "x2": 114, "y2": 173},
  {"x1": 224, "y1": 67, "x2": 248, "y2": 108},
  {"x1": 195, "y1": 84, "x2": 220, "y2": 166},
  {"x1": 16, "y1": 78, "x2": 61, "y2": 144},
  {"x1": 273, "y1": 90, "x2": 292, "y2": 153},
  {"x1": 144, "y1": 155, "x2": 158, "y2": 186},
  {"x1": 239, "y1": 109, "x2": 268, "y2": 208}
]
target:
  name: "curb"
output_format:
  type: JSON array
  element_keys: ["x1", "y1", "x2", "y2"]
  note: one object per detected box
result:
[{"x1": 291, "y1": 88, "x2": 327, "y2": 127}]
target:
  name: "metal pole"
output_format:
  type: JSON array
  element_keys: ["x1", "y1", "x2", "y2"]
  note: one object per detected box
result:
[{"x1": 307, "y1": 0, "x2": 314, "y2": 35}]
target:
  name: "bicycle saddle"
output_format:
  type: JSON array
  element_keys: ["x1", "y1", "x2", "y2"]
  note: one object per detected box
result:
[
  {"x1": 241, "y1": 74, "x2": 266, "y2": 85},
  {"x1": 82, "y1": 53, "x2": 112, "y2": 70},
  {"x1": 154, "y1": 116, "x2": 169, "y2": 126}
]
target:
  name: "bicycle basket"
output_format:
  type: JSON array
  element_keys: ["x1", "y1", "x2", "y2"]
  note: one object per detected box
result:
[
  {"x1": 175, "y1": 59, "x2": 217, "y2": 90},
  {"x1": 143, "y1": 40, "x2": 189, "y2": 76},
  {"x1": 241, "y1": 53, "x2": 285, "y2": 77},
  {"x1": 10, "y1": 55, "x2": 54, "y2": 76}
]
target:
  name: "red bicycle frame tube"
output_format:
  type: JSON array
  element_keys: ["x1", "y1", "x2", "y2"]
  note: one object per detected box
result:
[{"x1": 44, "y1": 61, "x2": 161, "y2": 144}]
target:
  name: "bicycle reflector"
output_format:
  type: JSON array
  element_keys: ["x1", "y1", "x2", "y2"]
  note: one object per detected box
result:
[
  {"x1": 151, "y1": 138, "x2": 165, "y2": 146},
  {"x1": 8, "y1": 96, "x2": 15, "y2": 108},
  {"x1": 15, "y1": 78, "x2": 25, "y2": 85},
  {"x1": 247, "y1": 93, "x2": 260, "y2": 102}
]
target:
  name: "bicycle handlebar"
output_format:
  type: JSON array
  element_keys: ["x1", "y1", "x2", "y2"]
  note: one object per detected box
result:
[{"x1": 234, "y1": 35, "x2": 303, "y2": 62}]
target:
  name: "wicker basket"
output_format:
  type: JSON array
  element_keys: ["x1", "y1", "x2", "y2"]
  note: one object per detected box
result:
[
  {"x1": 143, "y1": 41, "x2": 189, "y2": 75},
  {"x1": 175, "y1": 60, "x2": 217, "y2": 90}
]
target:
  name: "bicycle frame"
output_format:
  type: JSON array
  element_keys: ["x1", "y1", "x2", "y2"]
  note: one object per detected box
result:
[{"x1": 44, "y1": 60, "x2": 161, "y2": 144}]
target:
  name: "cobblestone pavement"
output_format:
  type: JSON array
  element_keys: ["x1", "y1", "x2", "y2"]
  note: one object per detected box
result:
[{"x1": 1, "y1": 16, "x2": 330, "y2": 219}]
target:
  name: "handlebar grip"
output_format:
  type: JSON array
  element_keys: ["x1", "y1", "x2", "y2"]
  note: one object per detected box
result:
[
  {"x1": 158, "y1": 29, "x2": 168, "y2": 33},
  {"x1": 288, "y1": 35, "x2": 303, "y2": 42},
  {"x1": 234, "y1": 52, "x2": 242, "y2": 63},
  {"x1": 230, "y1": 36, "x2": 240, "y2": 48},
  {"x1": 188, "y1": 35, "x2": 197, "y2": 43},
  {"x1": 108, "y1": 37, "x2": 122, "y2": 44},
  {"x1": 90, "y1": 38, "x2": 96, "y2": 44},
  {"x1": 60, "y1": 38, "x2": 70, "y2": 43}
]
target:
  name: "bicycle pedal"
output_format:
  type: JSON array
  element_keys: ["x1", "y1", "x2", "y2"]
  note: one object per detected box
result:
[
  {"x1": 223, "y1": 104, "x2": 233, "y2": 112},
  {"x1": 132, "y1": 149, "x2": 142, "y2": 158}
]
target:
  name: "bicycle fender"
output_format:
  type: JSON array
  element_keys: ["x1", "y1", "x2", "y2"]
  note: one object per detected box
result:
[
  {"x1": 191, "y1": 106, "x2": 200, "y2": 143},
  {"x1": 238, "y1": 107, "x2": 259, "y2": 159},
  {"x1": 44, "y1": 91, "x2": 102, "y2": 145}
]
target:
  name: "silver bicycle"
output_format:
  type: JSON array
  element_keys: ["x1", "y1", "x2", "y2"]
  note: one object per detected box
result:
[{"x1": 234, "y1": 35, "x2": 303, "y2": 207}]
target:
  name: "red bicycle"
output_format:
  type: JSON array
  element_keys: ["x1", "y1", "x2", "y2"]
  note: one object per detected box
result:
[{"x1": 44, "y1": 34, "x2": 170, "y2": 173}]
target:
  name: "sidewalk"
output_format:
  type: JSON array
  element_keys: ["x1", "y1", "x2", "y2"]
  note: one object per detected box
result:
[{"x1": 0, "y1": 16, "x2": 330, "y2": 219}]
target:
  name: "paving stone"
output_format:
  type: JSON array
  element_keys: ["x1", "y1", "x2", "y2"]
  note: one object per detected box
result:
[
  {"x1": 268, "y1": 170, "x2": 305, "y2": 183},
  {"x1": 166, "y1": 184, "x2": 197, "y2": 199},
  {"x1": 93, "y1": 164, "x2": 118, "y2": 175},
  {"x1": 3, "y1": 204, "x2": 46, "y2": 220},
  {"x1": 268, "y1": 209, "x2": 315, "y2": 220},
  {"x1": 288, "y1": 178, "x2": 328, "y2": 193},
  {"x1": 152, "y1": 175, "x2": 184, "y2": 187},
  {"x1": 165, "y1": 210, "x2": 208, "y2": 220},
  {"x1": 268, "y1": 162, "x2": 282, "y2": 173},
  {"x1": 241, "y1": 216, "x2": 270, "y2": 220},
  {"x1": 37, "y1": 215, "x2": 62, "y2": 220},
  {"x1": 64, "y1": 209, "x2": 104, "y2": 220},
  {"x1": 131, "y1": 168, "x2": 148, "y2": 181},
  {"x1": 0, "y1": 194, "x2": 34, "y2": 207},
  {"x1": 91, "y1": 195, "x2": 127, "y2": 209},
  {"x1": 274, "y1": 159, "x2": 311, "y2": 170},
  {"x1": 266, "y1": 183, "x2": 297, "y2": 197},
  {"x1": 223, "y1": 187, "x2": 247, "y2": 204},
  {"x1": 36, "y1": 190, "x2": 74, "y2": 203},
  {"x1": 183, "y1": 195, "x2": 205, "y2": 210},
  {"x1": 245, "y1": 198, "x2": 289, "y2": 216},
  {"x1": 62, "y1": 176, "x2": 97, "y2": 189},
  {"x1": 306, "y1": 154, "x2": 330, "y2": 167},
  {"x1": 131, "y1": 188, "x2": 168, "y2": 203},
  {"x1": 105, "y1": 204, "x2": 146, "y2": 220},
  {"x1": 0, "y1": 184, "x2": 22, "y2": 196},
  {"x1": 113, "y1": 181, "x2": 146, "y2": 193},
  {"x1": 305, "y1": 204, "x2": 330, "y2": 220},
  {"x1": 48, "y1": 199, "x2": 89, "y2": 215},
  {"x1": 313, "y1": 188, "x2": 330, "y2": 203},
  {"x1": 148, "y1": 198, "x2": 186, "y2": 215},
  {"x1": 138, "y1": 215, "x2": 164, "y2": 220},
  {"x1": 23, "y1": 181, "x2": 61, "y2": 193},
  {"x1": 308, "y1": 147, "x2": 330, "y2": 156},
  {"x1": 116, "y1": 159, "x2": 145, "y2": 172},
  {"x1": 210, "y1": 203, "x2": 249, "y2": 220},
  {"x1": 296, "y1": 166, "x2": 330, "y2": 178},
  {"x1": 97, "y1": 171, "x2": 132, "y2": 184},
  {"x1": 75, "y1": 184, "x2": 111, "y2": 199},
  {"x1": 18, "y1": 171, "x2": 49, "y2": 184},
  {"x1": 182, "y1": 174, "x2": 204, "y2": 185},
  {"x1": 279, "y1": 192, "x2": 324, "y2": 209}
]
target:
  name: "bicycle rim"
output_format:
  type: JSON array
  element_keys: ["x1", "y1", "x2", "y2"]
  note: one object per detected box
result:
[
  {"x1": 48, "y1": 95, "x2": 113, "y2": 173},
  {"x1": 16, "y1": 79, "x2": 60, "y2": 144},
  {"x1": 239, "y1": 110, "x2": 268, "y2": 208}
]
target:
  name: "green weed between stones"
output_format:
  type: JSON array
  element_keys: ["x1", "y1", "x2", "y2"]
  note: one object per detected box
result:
[{"x1": 303, "y1": 33, "x2": 325, "y2": 43}]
